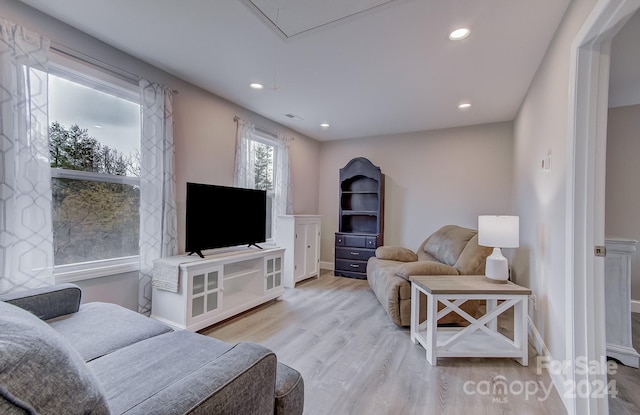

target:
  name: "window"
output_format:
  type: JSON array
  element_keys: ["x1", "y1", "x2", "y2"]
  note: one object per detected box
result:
[
  {"x1": 47, "y1": 57, "x2": 141, "y2": 274},
  {"x1": 250, "y1": 132, "x2": 277, "y2": 240}
]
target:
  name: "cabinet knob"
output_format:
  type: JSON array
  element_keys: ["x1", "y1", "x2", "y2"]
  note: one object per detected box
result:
[{"x1": 307, "y1": 245, "x2": 311, "y2": 248}]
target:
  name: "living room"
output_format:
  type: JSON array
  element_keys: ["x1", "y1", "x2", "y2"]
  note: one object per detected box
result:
[{"x1": 2, "y1": 0, "x2": 640, "y2": 414}]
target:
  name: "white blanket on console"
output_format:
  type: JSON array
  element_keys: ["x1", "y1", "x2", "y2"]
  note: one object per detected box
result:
[{"x1": 152, "y1": 255, "x2": 202, "y2": 292}]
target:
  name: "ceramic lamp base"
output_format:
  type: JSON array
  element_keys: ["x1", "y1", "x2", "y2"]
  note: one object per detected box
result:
[{"x1": 485, "y1": 247, "x2": 509, "y2": 282}]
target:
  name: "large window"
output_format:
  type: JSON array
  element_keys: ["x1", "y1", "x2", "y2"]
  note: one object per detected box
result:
[{"x1": 48, "y1": 60, "x2": 141, "y2": 270}]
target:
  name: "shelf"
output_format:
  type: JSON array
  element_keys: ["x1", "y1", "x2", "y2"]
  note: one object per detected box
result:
[
  {"x1": 337, "y1": 157, "x2": 384, "y2": 278},
  {"x1": 341, "y1": 210, "x2": 378, "y2": 215},
  {"x1": 224, "y1": 269, "x2": 260, "y2": 281}
]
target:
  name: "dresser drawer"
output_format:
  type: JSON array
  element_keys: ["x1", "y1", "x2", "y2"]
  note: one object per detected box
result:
[
  {"x1": 366, "y1": 236, "x2": 380, "y2": 248},
  {"x1": 335, "y1": 259, "x2": 367, "y2": 274},
  {"x1": 336, "y1": 233, "x2": 381, "y2": 247},
  {"x1": 335, "y1": 247, "x2": 375, "y2": 261}
]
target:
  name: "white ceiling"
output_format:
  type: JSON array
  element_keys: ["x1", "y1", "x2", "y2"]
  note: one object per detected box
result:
[{"x1": 19, "y1": 0, "x2": 572, "y2": 141}]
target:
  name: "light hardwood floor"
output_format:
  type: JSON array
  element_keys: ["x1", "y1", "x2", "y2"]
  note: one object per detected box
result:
[
  {"x1": 608, "y1": 313, "x2": 640, "y2": 414},
  {"x1": 202, "y1": 270, "x2": 567, "y2": 415}
]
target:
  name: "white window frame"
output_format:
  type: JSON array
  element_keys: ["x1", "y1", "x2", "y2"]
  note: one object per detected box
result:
[{"x1": 48, "y1": 52, "x2": 141, "y2": 282}]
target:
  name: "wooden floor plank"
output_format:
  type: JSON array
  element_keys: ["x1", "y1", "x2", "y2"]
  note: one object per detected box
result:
[{"x1": 202, "y1": 270, "x2": 567, "y2": 414}]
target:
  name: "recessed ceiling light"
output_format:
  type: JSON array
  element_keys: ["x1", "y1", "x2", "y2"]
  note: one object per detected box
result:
[
  {"x1": 458, "y1": 103, "x2": 472, "y2": 110},
  {"x1": 320, "y1": 123, "x2": 330, "y2": 128},
  {"x1": 250, "y1": 83, "x2": 264, "y2": 90},
  {"x1": 449, "y1": 27, "x2": 470, "y2": 41}
]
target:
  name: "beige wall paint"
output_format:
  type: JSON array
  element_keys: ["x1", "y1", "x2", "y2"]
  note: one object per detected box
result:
[
  {"x1": 513, "y1": 0, "x2": 598, "y2": 364},
  {"x1": 318, "y1": 122, "x2": 514, "y2": 264},
  {"x1": 1, "y1": 0, "x2": 320, "y2": 309},
  {"x1": 605, "y1": 104, "x2": 640, "y2": 301}
]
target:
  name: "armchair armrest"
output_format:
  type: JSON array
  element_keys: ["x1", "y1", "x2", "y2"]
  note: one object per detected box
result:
[
  {"x1": 375, "y1": 246, "x2": 418, "y2": 262},
  {"x1": 0, "y1": 283, "x2": 81, "y2": 320},
  {"x1": 395, "y1": 261, "x2": 459, "y2": 280}
]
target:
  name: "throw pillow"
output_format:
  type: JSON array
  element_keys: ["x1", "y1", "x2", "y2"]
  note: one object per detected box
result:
[
  {"x1": 0, "y1": 301, "x2": 110, "y2": 415},
  {"x1": 375, "y1": 246, "x2": 418, "y2": 262}
]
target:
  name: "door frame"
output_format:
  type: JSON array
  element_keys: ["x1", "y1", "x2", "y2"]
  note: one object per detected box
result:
[{"x1": 566, "y1": 0, "x2": 640, "y2": 413}]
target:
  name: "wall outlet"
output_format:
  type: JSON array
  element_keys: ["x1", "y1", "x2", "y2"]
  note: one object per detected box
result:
[{"x1": 541, "y1": 150, "x2": 551, "y2": 171}]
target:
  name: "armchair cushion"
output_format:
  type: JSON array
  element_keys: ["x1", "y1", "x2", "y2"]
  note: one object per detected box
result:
[
  {"x1": 375, "y1": 246, "x2": 418, "y2": 262},
  {"x1": 0, "y1": 301, "x2": 110, "y2": 415},
  {"x1": 395, "y1": 261, "x2": 459, "y2": 280},
  {"x1": 423, "y1": 225, "x2": 477, "y2": 266}
]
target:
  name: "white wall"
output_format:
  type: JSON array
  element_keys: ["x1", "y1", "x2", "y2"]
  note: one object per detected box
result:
[
  {"x1": 605, "y1": 104, "x2": 640, "y2": 301},
  {"x1": 1, "y1": 0, "x2": 321, "y2": 309},
  {"x1": 512, "y1": 0, "x2": 598, "y2": 366},
  {"x1": 609, "y1": 8, "x2": 640, "y2": 108},
  {"x1": 318, "y1": 122, "x2": 514, "y2": 264}
]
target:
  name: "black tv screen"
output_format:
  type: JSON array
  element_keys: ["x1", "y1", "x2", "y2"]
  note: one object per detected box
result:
[{"x1": 185, "y1": 182, "x2": 267, "y2": 257}]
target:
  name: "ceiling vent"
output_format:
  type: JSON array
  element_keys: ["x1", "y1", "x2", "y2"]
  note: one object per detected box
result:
[{"x1": 285, "y1": 113, "x2": 304, "y2": 121}]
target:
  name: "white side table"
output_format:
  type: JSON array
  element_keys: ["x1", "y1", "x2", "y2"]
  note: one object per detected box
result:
[{"x1": 410, "y1": 275, "x2": 532, "y2": 366}]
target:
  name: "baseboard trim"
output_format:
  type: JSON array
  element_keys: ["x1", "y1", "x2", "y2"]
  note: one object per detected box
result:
[
  {"x1": 631, "y1": 300, "x2": 640, "y2": 314},
  {"x1": 528, "y1": 317, "x2": 571, "y2": 413},
  {"x1": 319, "y1": 261, "x2": 334, "y2": 270}
]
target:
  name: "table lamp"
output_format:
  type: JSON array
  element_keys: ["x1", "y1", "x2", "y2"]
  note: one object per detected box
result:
[{"x1": 478, "y1": 215, "x2": 519, "y2": 282}]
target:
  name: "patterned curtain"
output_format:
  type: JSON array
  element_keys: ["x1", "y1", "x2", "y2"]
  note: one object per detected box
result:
[
  {"x1": 138, "y1": 79, "x2": 178, "y2": 315},
  {"x1": 233, "y1": 119, "x2": 257, "y2": 189},
  {"x1": 274, "y1": 132, "x2": 292, "y2": 217},
  {"x1": 0, "y1": 19, "x2": 53, "y2": 293}
]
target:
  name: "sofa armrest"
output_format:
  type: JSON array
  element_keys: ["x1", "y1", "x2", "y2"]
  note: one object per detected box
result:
[
  {"x1": 395, "y1": 261, "x2": 459, "y2": 280},
  {"x1": 122, "y1": 342, "x2": 291, "y2": 415},
  {"x1": 0, "y1": 283, "x2": 81, "y2": 320},
  {"x1": 375, "y1": 246, "x2": 418, "y2": 262}
]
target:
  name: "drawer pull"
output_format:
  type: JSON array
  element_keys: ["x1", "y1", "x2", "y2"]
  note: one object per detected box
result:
[
  {"x1": 350, "y1": 264, "x2": 359, "y2": 268},
  {"x1": 350, "y1": 252, "x2": 359, "y2": 255}
]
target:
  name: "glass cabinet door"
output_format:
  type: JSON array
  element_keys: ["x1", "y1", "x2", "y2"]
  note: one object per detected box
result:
[
  {"x1": 265, "y1": 255, "x2": 283, "y2": 292},
  {"x1": 190, "y1": 267, "x2": 222, "y2": 320}
]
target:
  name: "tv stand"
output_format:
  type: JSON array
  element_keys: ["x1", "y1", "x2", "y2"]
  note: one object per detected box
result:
[
  {"x1": 188, "y1": 250, "x2": 205, "y2": 258},
  {"x1": 151, "y1": 246, "x2": 284, "y2": 331},
  {"x1": 248, "y1": 243, "x2": 263, "y2": 249}
]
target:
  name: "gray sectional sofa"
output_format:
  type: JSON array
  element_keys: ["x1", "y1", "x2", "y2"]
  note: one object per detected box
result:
[{"x1": 0, "y1": 283, "x2": 303, "y2": 415}]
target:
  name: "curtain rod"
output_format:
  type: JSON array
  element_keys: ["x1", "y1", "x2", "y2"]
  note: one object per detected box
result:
[
  {"x1": 51, "y1": 42, "x2": 178, "y2": 94},
  {"x1": 233, "y1": 115, "x2": 294, "y2": 140}
]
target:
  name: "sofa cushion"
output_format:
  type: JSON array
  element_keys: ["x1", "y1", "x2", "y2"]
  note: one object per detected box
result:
[
  {"x1": 47, "y1": 302, "x2": 173, "y2": 362},
  {"x1": 0, "y1": 301, "x2": 110, "y2": 415},
  {"x1": 88, "y1": 331, "x2": 276, "y2": 415},
  {"x1": 0, "y1": 283, "x2": 81, "y2": 320},
  {"x1": 453, "y1": 234, "x2": 493, "y2": 274},
  {"x1": 395, "y1": 261, "x2": 459, "y2": 280},
  {"x1": 423, "y1": 225, "x2": 477, "y2": 266},
  {"x1": 374, "y1": 246, "x2": 418, "y2": 262}
]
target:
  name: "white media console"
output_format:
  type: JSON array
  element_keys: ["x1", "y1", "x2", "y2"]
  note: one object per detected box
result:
[{"x1": 151, "y1": 246, "x2": 285, "y2": 331}]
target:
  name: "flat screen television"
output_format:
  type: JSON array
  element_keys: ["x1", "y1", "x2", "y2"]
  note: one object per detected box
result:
[{"x1": 185, "y1": 182, "x2": 267, "y2": 258}]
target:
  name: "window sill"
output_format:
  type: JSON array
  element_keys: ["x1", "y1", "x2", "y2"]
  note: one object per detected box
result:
[{"x1": 54, "y1": 256, "x2": 139, "y2": 283}]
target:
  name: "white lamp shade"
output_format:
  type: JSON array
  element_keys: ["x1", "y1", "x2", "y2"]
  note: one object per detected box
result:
[{"x1": 478, "y1": 215, "x2": 519, "y2": 248}]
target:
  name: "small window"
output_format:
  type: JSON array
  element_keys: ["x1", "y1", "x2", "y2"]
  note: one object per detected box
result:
[
  {"x1": 48, "y1": 63, "x2": 141, "y2": 266},
  {"x1": 251, "y1": 134, "x2": 277, "y2": 240}
]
